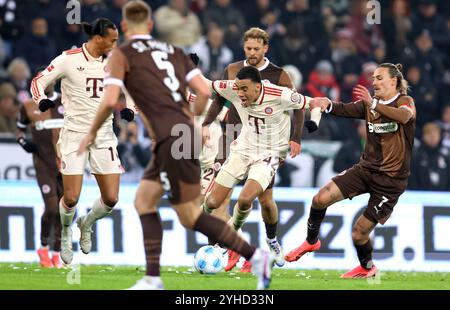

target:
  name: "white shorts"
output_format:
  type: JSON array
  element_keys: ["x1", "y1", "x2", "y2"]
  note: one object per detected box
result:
[
  {"x1": 215, "y1": 151, "x2": 281, "y2": 191},
  {"x1": 199, "y1": 121, "x2": 222, "y2": 195},
  {"x1": 57, "y1": 129, "x2": 123, "y2": 175}
]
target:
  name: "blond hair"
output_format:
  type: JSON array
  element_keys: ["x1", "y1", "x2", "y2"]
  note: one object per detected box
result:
[
  {"x1": 242, "y1": 27, "x2": 269, "y2": 45},
  {"x1": 123, "y1": 0, "x2": 151, "y2": 26},
  {"x1": 379, "y1": 63, "x2": 409, "y2": 95}
]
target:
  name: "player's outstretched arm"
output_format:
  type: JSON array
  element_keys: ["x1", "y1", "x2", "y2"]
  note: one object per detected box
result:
[
  {"x1": 353, "y1": 84, "x2": 415, "y2": 124},
  {"x1": 30, "y1": 54, "x2": 66, "y2": 111},
  {"x1": 188, "y1": 74, "x2": 211, "y2": 116}
]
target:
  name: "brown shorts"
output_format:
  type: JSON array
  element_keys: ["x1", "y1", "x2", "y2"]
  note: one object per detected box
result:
[
  {"x1": 213, "y1": 129, "x2": 275, "y2": 190},
  {"x1": 332, "y1": 164, "x2": 408, "y2": 224},
  {"x1": 143, "y1": 137, "x2": 201, "y2": 204}
]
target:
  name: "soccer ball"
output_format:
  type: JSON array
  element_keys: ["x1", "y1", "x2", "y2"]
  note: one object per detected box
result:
[{"x1": 193, "y1": 245, "x2": 227, "y2": 274}]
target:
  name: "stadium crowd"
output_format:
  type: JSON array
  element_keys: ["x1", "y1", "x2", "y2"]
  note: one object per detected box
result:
[{"x1": 0, "y1": 0, "x2": 449, "y2": 190}]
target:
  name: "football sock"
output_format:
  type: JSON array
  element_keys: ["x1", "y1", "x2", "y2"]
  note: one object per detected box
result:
[
  {"x1": 264, "y1": 221, "x2": 277, "y2": 239},
  {"x1": 355, "y1": 240, "x2": 373, "y2": 270},
  {"x1": 194, "y1": 213, "x2": 255, "y2": 260},
  {"x1": 306, "y1": 207, "x2": 326, "y2": 244},
  {"x1": 202, "y1": 202, "x2": 213, "y2": 214},
  {"x1": 140, "y1": 213, "x2": 163, "y2": 276},
  {"x1": 84, "y1": 197, "x2": 113, "y2": 228},
  {"x1": 231, "y1": 203, "x2": 251, "y2": 231},
  {"x1": 59, "y1": 198, "x2": 75, "y2": 227}
]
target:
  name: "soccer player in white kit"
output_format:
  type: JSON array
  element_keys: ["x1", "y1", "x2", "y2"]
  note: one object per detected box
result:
[
  {"x1": 30, "y1": 18, "x2": 120, "y2": 264},
  {"x1": 202, "y1": 66, "x2": 326, "y2": 267}
]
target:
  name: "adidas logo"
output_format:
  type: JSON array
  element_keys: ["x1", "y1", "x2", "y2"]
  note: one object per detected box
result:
[{"x1": 77, "y1": 66, "x2": 85, "y2": 71}]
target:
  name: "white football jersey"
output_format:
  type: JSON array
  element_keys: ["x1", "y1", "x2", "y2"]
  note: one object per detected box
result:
[
  {"x1": 210, "y1": 80, "x2": 311, "y2": 158},
  {"x1": 31, "y1": 44, "x2": 112, "y2": 134}
]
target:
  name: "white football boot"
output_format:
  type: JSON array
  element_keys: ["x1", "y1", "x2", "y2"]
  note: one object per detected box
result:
[
  {"x1": 76, "y1": 216, "x2": 93, "y2": 254},
  {"x1": 126, "y1": 276, "x2": 164, "y2": 290},
  {"x1": 250, "y1": 248, "x2": 274, "y2": 290},
  {"x1": 266, "y1": 238, "x2": 285, "y2": 267},
  {"x1": 60, "y1": 226, "x2": 73, "y2": 264}
]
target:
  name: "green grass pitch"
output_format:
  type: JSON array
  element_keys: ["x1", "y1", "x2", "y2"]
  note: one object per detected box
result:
[{"x1": 0, "y1": 263, "x2": 449, "y2": 290}]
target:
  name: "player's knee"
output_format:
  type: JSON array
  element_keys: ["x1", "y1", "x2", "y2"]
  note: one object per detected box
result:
[
  {"x1": 312, "y1": 193, "x2": 329, "y2": 210},
  {"x1": 63, "y1": 196, "x2": 79, "y2": 208},
  {"x1": 237, "y1": 195, "x2": 253, "y2": 210},
  {"x1": 259, "y1": 199, "x2": 275, "y2": 211},
  {"x1": 102, "y1": 195, "x2": 118, "y2": 208},
  {"x1": 205, "y1": 195, "x2": 220, "y2": 210}
]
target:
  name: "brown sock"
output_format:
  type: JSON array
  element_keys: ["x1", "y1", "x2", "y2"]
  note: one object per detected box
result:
[
  {"x1": 306, "y1": 207, "x2": 326, "y2": 244},
  {"x1": 140, "y1": 213, "x2": 163, "y2": 276},
  {"x1": 194, "y1": 213, "x2": 255, "y2": 260},
  {"x1": 355, "y1": 240, "x2": 374, "y2": 270}
]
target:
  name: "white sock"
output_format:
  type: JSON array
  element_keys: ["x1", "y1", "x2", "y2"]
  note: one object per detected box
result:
[
  {"x1": 267, "y1": 237, "x2": 277, "y2": 244},
  {"x1": 144, "y1": 275, "x2": 162, "y2": 283},
  {"x1": 202, "y1": 202, "x2": 213, "y2": 214},
  {"x1": 59, "y1": 198, "x2": 75, "y2": 227},
  {"x1": 231, "y1": 203, "x2": 251, "y2": 231},
  {"x1": 84, "y1": 197, "x2": 113, "y2": 228}
]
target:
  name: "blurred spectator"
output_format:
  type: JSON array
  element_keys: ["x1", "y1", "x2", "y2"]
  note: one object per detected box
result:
[
  {"x1": 14, "y1": 17, "x2": 57, "y2": 74},
  {"x1": 321, "y1": 0, "x2": 350, "y2": 33},
  {"x1": 333, "y1": 120, "x2": 366, "y2": 173},
  {"x1": 409, "y1": 122, "x2": 450, "y2": 191},
  {"x1": 305, "y1": 60, "x2": 340, "y2": 102},
  {"x1": 381, "y1": 0, "x2": 412, "y2": 62},
  {"x1": 282, "y1": 64, "x2": 303, "y2": 90},
  {"x1": 203, "y1": 0, "x2": 246, "y2": 57},
  {"x1": 190, "y1": 26, "x2": 233, "y2": 80},
  {"x1": 345, "y1": 0, "x2": 384, "y2": 58},
  {"x1": 0, "y1": 36, "x2": 6, "y2": 79},
  {"x1": 117, "y1": 120, "x2": 152, "y2": 183},
  {"x1": 406, "y1": 65, "x2": 439, "y2": 137},
  {"x1": 81, "y1": 0, "x2": 108, "y2": 24},
  {"x1": 6, "y1": 58, "x2": 31, "y2": 101},
  {"x1": 403, "y1": 30, "x2": 445, "y2": 86},
  {"x1": 0, "y1": 0, "x2": 23, "y2": 53},
  {"x1": 280, "y1": 0, "x2": 329, "y2": 58},
  {"x1": 243, "y1": 0, "x2": 286, "y2": 41},
  {"x1": 154, "y1": 0, "x2": 202, "y2": 50},
  {"x1": 437, "y1": 105, "x2": 450, "y2": 150},
  {"x1": 273, "y1": 24, "x2": 318, "y2": 78},
  {"x1": 410, "y1": 0, "x2": 449, "y2": 52},
  {"x1": 58, "y1": 24, "x2": 85, "y2": 53},
  {"x1": 189, "y1": 0, "x2": 208, "y2": 20},
  {"x1": 355, "y1": 61, "x2": 377, "y2": 100},
  {"x1": 105, "y1": 0, "x2": 128, "y2": 34},
  {"x1": 24, "y1": 0, "x2": 65, "y2": 38},
  {"x1": 330, "y1": 29, "x2": 361, "y2": 102},
  {"x1": 0, "y1": 82, "x2": 19, "y2": 133}
]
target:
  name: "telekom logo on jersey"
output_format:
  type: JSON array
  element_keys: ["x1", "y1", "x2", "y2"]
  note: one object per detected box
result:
[{"x1": 85, "y1": 78, "x2": 104, "y2": 99}]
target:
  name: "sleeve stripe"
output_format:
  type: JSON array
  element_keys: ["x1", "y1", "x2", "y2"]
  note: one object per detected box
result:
[
  {"x1": 31, "y1": 73, "x2": 44, "y2": 100},
  {"x1": 103, "y1": 77, "x2": 124, "y2": 87},
  {"x1": 185, "y1": 68, "x2": 201, "y2": 82}
]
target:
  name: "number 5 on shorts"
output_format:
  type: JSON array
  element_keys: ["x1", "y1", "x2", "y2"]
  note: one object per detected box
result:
[{"x1": 160, "y1": 172, "x2": 171, "y2": 191}]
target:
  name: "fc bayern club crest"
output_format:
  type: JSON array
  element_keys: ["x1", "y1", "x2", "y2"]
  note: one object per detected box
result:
[{"x1": 265, "y1": 107, "x2": 273, "y2": 115}]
